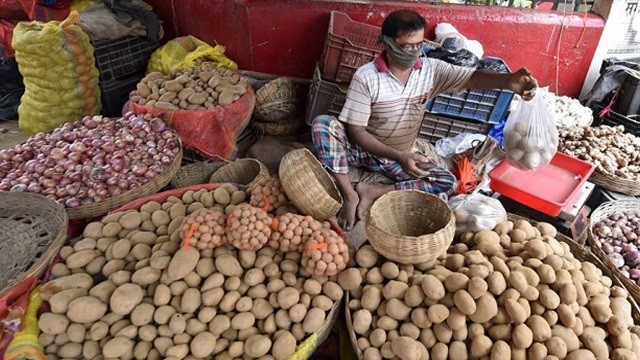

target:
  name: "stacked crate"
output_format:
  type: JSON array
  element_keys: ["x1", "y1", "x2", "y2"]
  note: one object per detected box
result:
[
  {"x1": 91, "y1": 36, "x2": 159, "y2": 117},
  {"x1": 307, "y1": 11, "x2": 514, "y2": 144}
]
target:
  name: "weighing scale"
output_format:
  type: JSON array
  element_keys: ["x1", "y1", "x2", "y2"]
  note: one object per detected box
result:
[{"x1": 487, "y1": 152, "x2": 597, "y2": 244}]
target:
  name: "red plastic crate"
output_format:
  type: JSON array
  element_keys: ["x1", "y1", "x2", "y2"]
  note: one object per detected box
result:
[
  {"x1": 489, "y1": 152, "x2": 595, "y2": 217},
  {"x1": 321, "y1": 11, "x2": 382, "y2": 83}
]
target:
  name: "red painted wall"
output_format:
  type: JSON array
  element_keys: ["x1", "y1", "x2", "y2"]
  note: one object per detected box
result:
[{"x1": 146, "y1": 0, "x2": 604, "y2": 98}]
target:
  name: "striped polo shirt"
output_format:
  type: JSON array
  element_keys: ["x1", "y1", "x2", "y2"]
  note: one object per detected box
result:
[{"x1": 338, "y1": 53, "x2": 475, "y2": 153}]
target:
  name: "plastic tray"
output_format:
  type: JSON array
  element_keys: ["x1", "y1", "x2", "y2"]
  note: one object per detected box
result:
[
  {"x1": 306, "y1": 64, "x2": 348, "y2": 125},
  {"x1": 489, "y1": 152, "x2": 595, "y2": 217},
  {"x1": 92, "y1": 36, "x2": 159, "y2": 85},
  {"x1": 426, "y1": 57, "x2": 514, "y2": 124},
  {"x1": 419, "y1": 112, "x2": 493, "y2": 144}
]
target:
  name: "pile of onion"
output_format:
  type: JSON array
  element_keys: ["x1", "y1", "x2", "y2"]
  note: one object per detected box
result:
[
  {"x1": 592, "y1": 209, "x2": 640, "y2": 282},
  {"x1": 0, "y1": 113, "x2": 180, "y2": 207}
]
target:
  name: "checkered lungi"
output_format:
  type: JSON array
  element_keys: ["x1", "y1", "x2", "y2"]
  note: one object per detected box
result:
[{"x1": 311, "y1": 115, "x2": 456, "y2": 196}]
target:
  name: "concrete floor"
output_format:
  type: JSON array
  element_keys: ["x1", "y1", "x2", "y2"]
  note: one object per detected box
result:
[{"x1": 0, "y1": 120, "x2": 28, "y2": 150}]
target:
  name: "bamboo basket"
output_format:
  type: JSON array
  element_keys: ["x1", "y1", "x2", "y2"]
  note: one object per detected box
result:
[
  {"x1": 587, "y1": 199, "x2": 640, "y2": 304},
  {"x1": 253, "y1": 117, "x2": 303, "y2": 136},
  {"x1": 365, "y1": 190, "x2": 455, "y2": 264},
  {"x1": 0, "y1": 192, "x2": 68, "y2": 297},
  {"x1": 170, "y1": 161, "x2": 226, "y2": 189},
  {"x1": 208, "y1": 158, "x2": 269, "y2": 187},
  {"x1": 346, "y1": 213, "x2": 640, "y2": 359},
  {"x1": 589, "y1": 171, "x2": 640, "y2": 196},
  {"x1": 66, "y1": 148, "x2": 183, "y2": 220},
  {"x1": 254, "y1": 78, "x2": 298, "y2": 122},
  {"x1": 279, "y1": 148, "x2": 342, "y2": 220}
]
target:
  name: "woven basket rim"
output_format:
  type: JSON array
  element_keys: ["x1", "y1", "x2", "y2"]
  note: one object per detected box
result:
[
  {"x1": 170, "y1": 161, "x2": 227, "y2": 189},
  {"x1": 590, "y1": 171, "x2": 640, "y2": 196},
  {"x1": 0, "y1": 192, "x2": 68, "y2": 296},
  {"x1": 279, "y1": 148, "x2": 343, "y2": 220},
  {"x1": 67, "y1": 147, "x2": 183, "y2": 219},
  {"x1": 365, "y1": 190, "x2": 455, "y2": 264},
  {"x1": 208, "y1": 158, "x2": 269, "y2": 187},
  {"x1": 255, "y1": 77, "x2": 297, "y2": 101},
  {"x1": 253, "y1": 119, "x2": 302, "y2": 136}
]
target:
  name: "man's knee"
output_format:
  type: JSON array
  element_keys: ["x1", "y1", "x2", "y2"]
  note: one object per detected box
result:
[{"x1": 312, "y1": 114, "x2": 333, "y2": 130}]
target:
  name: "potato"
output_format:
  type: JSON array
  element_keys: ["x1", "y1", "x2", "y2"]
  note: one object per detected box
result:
[
  {"x1": 58, "y1": 342, "x2": 82, "y2": 358},
  {"x1": 66, "y1": 296, "x2": 108, "y2": 323},
  {"x1": 132, "y1": 266, "x2": 161, "y2": 286},
  {"x1": 505, "y1": 298, "x2": 527, "y2": 324},
  {"x1": 511, "y1": 323, "x2": 533, "y2": 349},
  {"x1": 216, "y1": 255, "x2": 243, "y2": 277},
  {"x1": 244, "y1": 334, "x2": 271, "y2": 358},
  {"x1": 444, "y1": 273, "x2": 470, "y2": 292},
  {"x1": 103, "y1": 336, "x2": 134, "y2": 358},
  {"x1": 383, "y1": 280, "x2": 408, "y2": 300},
  {"x1": 487, "y1": 272, "x2": 507, "y2": 296},
  {"x1": 41, "y1": 273, "x2": 93, "y2": 301},
  {"x1": 338, "y1": 268, "x2": 363, "y2": 291},
  {"x1": 392, "y1": 336, "x2": 428, "y2": 360},
  {"x1": 355, "y1": 245, "x2": 379, "y2": 268},
  {"x1": 189, "y1": 331, "x2": 217, "y2": 358},
  {"x1": 427, "y1": 304, "x2": 450, "y2": 324},
  {"x1": 353, "y1": 309, "x2": 373, "y2": 334},
  {"x1": 110, "y1": 283, "x2": 144, "y2": 315},
  {"x1": 471, "y1": 334, "x2": 493, "y2": 357},
  {"x1": 303, "y1": 308, "x2": 326, "y2": 333},
  {"x1": 38, "y1": 313, "x2": 69, "y2": 335},
  {"x1": 566, "y1": 349, "x2": 597, "y2": 360},
  {"x1": 168, "y1": 246, "x2": 200, "y2": 281},
  {"x1": 453, "y1": 290, "x2": 476, "y2": 316},
  {"x1": 469, "y1": 294, "x2": 498, "y2": 324},
  {"x1": 491, "y1": 340, "x2": 511, "y2": 360}
]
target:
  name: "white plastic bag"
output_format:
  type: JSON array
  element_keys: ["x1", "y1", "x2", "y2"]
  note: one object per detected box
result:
[
  {"x1": 449, "y1": 193, "x2": 507, "y2": 233},
  {"x1": 504, "y1": 93, "x2": 559, "y2": 170}
]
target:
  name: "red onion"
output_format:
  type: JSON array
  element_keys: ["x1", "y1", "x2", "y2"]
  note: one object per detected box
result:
[{"x1": 0, "y1": 114, "x2": 179, "y2": 207}]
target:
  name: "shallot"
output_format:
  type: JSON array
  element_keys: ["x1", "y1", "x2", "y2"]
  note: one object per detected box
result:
[
  {"x1": 0, "y1": 113, "x2": 180, "y2": 207},
  {"x1": 593, "y1": 209, "x2": 640, "y2": 284}
]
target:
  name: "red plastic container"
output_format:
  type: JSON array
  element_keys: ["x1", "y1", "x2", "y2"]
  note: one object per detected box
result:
[
  {"x1": 488, "y1": 152, "x2": 595, "y2": 217},
  {"x1": 321, "y1": 11, "x2": 382, "y2": 83}
]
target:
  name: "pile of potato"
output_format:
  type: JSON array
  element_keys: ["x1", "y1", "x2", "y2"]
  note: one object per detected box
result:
[
  {"x1": 343, "y1": 218, "x2": 640, "y2": 360},
  {"x1": 559, "y1": 125, "x2": 640, "y2": 181},
  {"x1": 129, "y1": 61, "x2": 249, "y2": 111},
  {"x1": 38, "y1": 184, "x2": 345, "y2": 360}
]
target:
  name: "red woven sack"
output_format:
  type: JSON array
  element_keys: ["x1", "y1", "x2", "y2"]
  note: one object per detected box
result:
[{"x1": 131, "y1": 85, "x2": 255, "y2": 161}]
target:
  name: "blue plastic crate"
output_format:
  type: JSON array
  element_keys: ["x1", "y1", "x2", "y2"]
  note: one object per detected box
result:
[{"x1": 426, "y1": 57, "x2": 514, "y2": 124}]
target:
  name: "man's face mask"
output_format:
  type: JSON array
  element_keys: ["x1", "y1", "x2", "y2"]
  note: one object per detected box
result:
[{"x1": 380, "y1": 34, "x2": 424, "y2": 70}]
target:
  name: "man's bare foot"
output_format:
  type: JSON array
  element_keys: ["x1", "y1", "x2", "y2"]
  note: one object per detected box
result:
[
  {"x1": 356, "y1": 182, "x2": 395, "y2": 220},
  {"x1": 337, "y1": 192, "x2": 359, "y2": 231}
]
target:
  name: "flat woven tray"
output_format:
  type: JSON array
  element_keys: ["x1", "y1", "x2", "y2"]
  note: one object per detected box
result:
[
  {"x1": 66, "y1": 147, "x2": 183, "y2": 219},
  {"x1": 0, "y1": 192, "x2": 68, "y2": 296}
]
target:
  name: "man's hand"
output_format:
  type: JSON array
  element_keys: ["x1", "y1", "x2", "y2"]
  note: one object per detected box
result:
[
  {"x1": 506, "y1": 68, "x2": 539, "y2": 101},
  {"x1": 398, "y1": 152, "x2": 431, "y2": 178}
]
